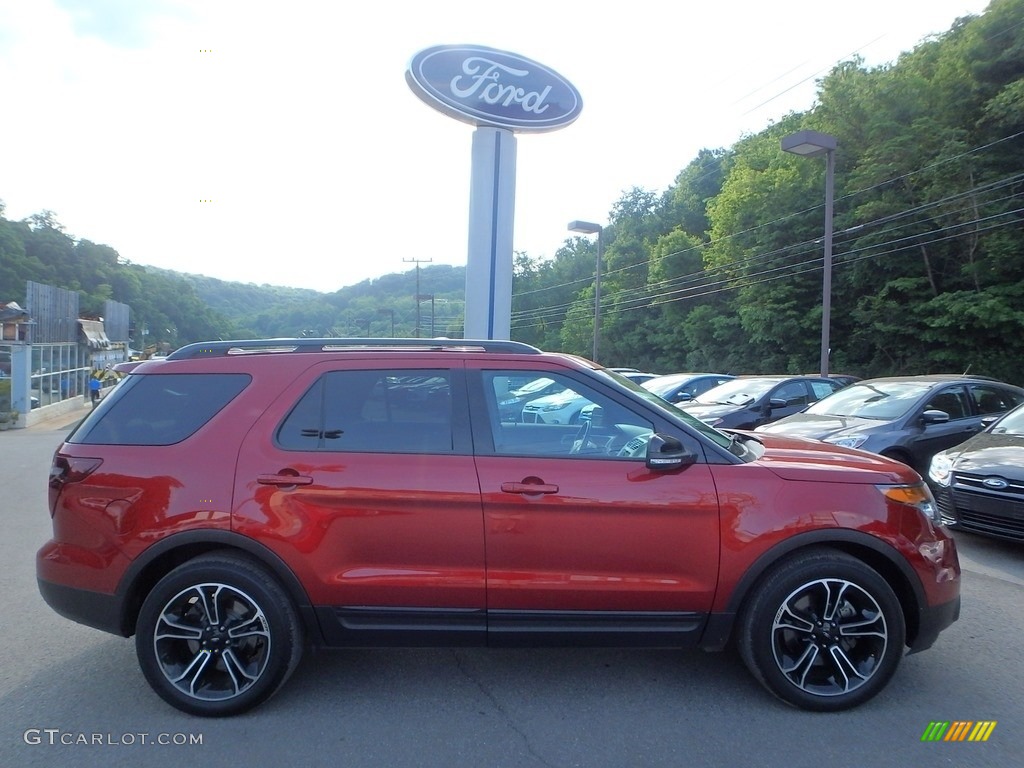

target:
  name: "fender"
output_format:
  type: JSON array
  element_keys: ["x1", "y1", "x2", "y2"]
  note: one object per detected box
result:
[
  {"x1": 114, "y1": 530, "x2": 322, "y2": 642},
  {"x1": 699, "y1": 529, "x2": 926, "y2": 651}
]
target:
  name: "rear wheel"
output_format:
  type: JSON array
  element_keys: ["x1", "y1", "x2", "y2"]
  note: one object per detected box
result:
[
  {"x1": 135, "y1": 552, "x2": 303, "y2": 717},
  {"x1": 737, "y1": 549, "x2": 905, "y2": 711}
]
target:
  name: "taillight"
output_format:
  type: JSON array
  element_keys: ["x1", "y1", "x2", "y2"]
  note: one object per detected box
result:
[{"x1": 48, "y1": 454, "x2": 102, "y2": 515}]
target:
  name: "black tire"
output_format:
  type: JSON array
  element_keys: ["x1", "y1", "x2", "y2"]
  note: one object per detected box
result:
[
  {"x1": 737, "y1": 548, "x2": 905, "y2": 711},
  {"x1": 135, "y1": 552, "x2": 303, "y2": 717}
]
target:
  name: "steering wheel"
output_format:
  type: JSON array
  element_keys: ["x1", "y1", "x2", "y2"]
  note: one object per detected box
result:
[{"x1": 569, "y1": 419, "x2": 593, "y2": 454}]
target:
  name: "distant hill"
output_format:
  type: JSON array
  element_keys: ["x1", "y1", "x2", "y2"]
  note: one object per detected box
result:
[
  {"x1": 154, "y1": 263, "x2": 468, "y2": 339},
  {"x1": 0, "y1": 201, "x2": 469, "y2": 344}
]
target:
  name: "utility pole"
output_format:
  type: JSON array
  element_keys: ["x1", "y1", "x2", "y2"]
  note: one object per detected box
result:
[
  {"x1": 403, "y1": 258, "x2": 432, "y2": 337},
  {"x1": 417, "y1": 294, "x2": 435, "y2": 337}
]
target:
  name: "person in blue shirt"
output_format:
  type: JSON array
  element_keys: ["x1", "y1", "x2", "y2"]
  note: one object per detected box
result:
[{"x1": 89, "y1": 374, "x2": 101, "y2": 406}]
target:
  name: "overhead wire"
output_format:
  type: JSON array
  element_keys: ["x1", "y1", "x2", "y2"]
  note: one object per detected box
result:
[
  {"x1": 511, "y1": 132, "x2": 1024, "y2": 327},
  {"x1": 515, "y1": 131, "x2": 1022, "y2": 311},
  {"x1": 513, "y1": 185, "x2": 1020, "y2": 325},
  {"x1": 512, "y1": 165, "x2": 1023, "y2": 330}
]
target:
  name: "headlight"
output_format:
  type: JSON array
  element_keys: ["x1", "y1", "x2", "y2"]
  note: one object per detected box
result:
[
  {"x1": 879, "y1": 482, "x2": 940, "y2": 524},
  {"x1": 928, "y1": 453, "x2": 953, "y2": 487},
  {"x1": 824, "y1": 435, "x2": 868, "y2": 449},
  {"x1": 542, "y1": 403, "x2": 567, "y2": 412}
]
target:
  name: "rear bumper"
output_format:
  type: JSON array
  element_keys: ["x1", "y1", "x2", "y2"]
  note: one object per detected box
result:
[{"x1": 37, "y1": 578, "x2": 128, "y2": 637}]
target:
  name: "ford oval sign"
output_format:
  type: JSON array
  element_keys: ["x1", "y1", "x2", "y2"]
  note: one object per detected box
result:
[{"x1": 406, "y1": 45, "x2": 582, "y2": 133}]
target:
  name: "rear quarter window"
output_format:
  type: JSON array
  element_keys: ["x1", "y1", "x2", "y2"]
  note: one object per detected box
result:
[
  {"x1": 69, "y1": 373, "x2": 250, "y2": 445},
  {"x1": 276, "y1": 369, "x2": 453, "y2": 453}
]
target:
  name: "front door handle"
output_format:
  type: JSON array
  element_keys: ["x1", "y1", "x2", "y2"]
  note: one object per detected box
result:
[
  {"x1": 501, "y1": 481, "x2": 559, "y2": 494},
  {"x1": 257, "y1": 473, "x2": 313, "y2": 486}
]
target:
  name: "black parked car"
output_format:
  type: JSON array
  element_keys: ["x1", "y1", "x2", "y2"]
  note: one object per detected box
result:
[
  {"x1": 757, "y1": 375, "x2": 1024, "y2": 473},
  {"x1": 929, "y1": 402, "x2": 1024, "y2": 542},
  {"x1": 679, "y1": 375, "x2": 845, "y2": 430}
]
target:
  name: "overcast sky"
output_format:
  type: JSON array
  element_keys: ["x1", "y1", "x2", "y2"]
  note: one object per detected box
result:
[{"x1": 0, "y1": 0, "x2": 993, "y2": 292}]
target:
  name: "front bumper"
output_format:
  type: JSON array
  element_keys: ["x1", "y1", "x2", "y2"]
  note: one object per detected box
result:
[
  {"x1": 934, "y1": 483, "x2": 1024, "y2": 542},
  {"x1": 908, "y1": 594, "x2": 961, "y2": 653}
]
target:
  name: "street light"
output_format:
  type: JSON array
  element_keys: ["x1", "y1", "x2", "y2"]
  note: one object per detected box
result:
[
  {"x1": 567, "y1": 220, "x2": 603, "y2": 362},
  {"x1": 781, "y1": 130, "x2": 836, "y2": 378}
]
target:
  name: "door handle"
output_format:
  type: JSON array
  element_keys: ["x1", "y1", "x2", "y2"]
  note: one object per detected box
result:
[
  {"x1": 257, "y1": 473, "x2": 313, "y2": 486},
  {"x1": 501, "y1": 481, "x2": 559, "y2": 494}
]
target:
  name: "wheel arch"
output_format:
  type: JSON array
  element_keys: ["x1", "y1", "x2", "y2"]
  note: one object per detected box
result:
[
  {"x1": 879, "y1": 446, "x2": 914, "y2": 468},
  {"x1": 700, "y1": 529, "x2": 927, "y2": 651},
  {"x1": 114, "y1": 531, "x2": 321, "y2": 643}
]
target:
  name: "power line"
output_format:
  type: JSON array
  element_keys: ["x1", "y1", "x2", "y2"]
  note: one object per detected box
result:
[{"x1": 511, "y1": 135, "x2": 1023, "y2": 324}]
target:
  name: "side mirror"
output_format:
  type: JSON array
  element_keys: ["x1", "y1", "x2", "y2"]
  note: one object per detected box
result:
[
  {"x1": 921, "y1": 409, "x2": 951, "y2": 425},
  {"x1": 646, "y1": 433, "x2": 697, "y2": 472},
  {"x1": 671, "y1": 393, "x2": 692, "y2": 403},
  {"x1": 767, "y1": 397, "x2": 787, "y2": 411}
]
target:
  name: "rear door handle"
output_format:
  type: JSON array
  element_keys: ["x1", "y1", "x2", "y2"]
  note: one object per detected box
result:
[
  {"x1": 501, "y1": 482, "x2": 559, "y2": 494},
  {"x1": 257, "y1": 473, "x2": 313, "y2": 486}
]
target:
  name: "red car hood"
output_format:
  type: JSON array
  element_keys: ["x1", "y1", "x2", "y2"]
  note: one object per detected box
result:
[{"x1": 748, "y1": 431, "x2": 918, "y2": 484}]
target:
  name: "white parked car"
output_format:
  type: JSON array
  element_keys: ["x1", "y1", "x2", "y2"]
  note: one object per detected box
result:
[{"x1": 521, "y1": 388, "x2": 592, "y2": 424}]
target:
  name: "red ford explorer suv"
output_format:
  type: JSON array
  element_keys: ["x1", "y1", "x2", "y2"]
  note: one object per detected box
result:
[{"x1": 38, "y1": 339, "x2": 960, "y2": 716}]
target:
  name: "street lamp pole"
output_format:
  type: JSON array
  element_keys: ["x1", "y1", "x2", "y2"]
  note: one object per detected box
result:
[
  {"x1": 567, "y1": 220, "x2": 603, "y2": 362},
  {"x1": 781, "y1": 130, "x2": 837, "y2": 378}
]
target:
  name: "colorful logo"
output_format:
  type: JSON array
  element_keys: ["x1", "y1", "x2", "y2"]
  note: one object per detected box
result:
[{"x1": 921, "y1": 721, "x2": 997, "y2": 742}]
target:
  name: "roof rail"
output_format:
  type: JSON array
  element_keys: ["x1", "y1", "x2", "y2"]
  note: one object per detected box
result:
[{"x1": 167, "y1": 338, "x2": 543, "y2": 360}]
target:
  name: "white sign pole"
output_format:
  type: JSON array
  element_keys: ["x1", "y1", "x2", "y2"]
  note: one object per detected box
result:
[
  {"x1": 406, "y1": 45, "x2": 581, "y2": 342},
  {"x1": 464, "y1": 127, "x2": 517, "y2": 340}
]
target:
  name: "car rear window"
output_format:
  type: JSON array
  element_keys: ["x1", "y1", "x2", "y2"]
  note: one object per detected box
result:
[{"x1": 69, "y1": 373, "x2": 250, "y2": 445}]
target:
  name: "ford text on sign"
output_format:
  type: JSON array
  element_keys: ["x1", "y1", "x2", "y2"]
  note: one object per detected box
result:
[{"x1": 406, "y1": 45, "x2": 582, "y2": 133}]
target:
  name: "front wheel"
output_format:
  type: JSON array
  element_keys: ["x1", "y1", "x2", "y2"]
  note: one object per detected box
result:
[
  {"x1": 135, "y1": 552, "x2": 303, "y2": 717},
  {"x1": 737, "y1": 549, "x2": 905, "y2": 711}
]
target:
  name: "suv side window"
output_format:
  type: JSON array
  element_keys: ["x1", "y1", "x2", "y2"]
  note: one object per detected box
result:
[
  {"x1": 70, "y1": 373, "x2": 250, "y2": 445},
  {"x1": 277, "y1": 369, "x2": 453, "y2": 453},
  {"x1": 482, "y1": 371, "x2": 654, "y2": 459}
]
